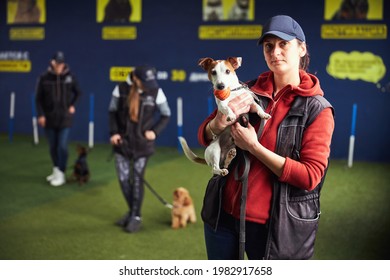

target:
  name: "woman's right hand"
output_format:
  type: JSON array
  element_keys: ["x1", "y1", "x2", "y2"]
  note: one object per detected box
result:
[
  {"x1": 212, "y1": 92, "x2": 254, "y2": 132},
  {"x1": 110, "y1": 134, "x2": 122, "y2": 146},
  {"x1": 38, "y1": 116, "x2": 46, "y2": 127}
]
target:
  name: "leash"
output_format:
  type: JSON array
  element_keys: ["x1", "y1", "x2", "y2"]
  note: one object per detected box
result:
[
  {"x1": 133, "y1": 167, "x2": 173, "y2": 209},
  {"x1": 106, "y1": 149, "x2": 173, "y2": 209},
  {"x1": 235, "y1": 117, "x2": 266, "y2": 260},
  {"x1": 235, "y1": 151, "x2": 251, "y2": 260}
]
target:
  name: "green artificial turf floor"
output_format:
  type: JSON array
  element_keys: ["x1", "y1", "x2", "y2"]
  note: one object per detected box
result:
[{"x1": 1, "y1": 135, "x2": 389, "y2": 260}]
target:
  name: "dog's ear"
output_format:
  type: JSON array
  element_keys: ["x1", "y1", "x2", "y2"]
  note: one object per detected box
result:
[
  {"x1": 198, "y1": 57, "x2": 214, "y2": 71},
  {"x1": 183, "y1": 195, "x2": 192, "y2": 206},
  {"x1": 227, "y1": 57, "x2": 242, "y2": 70}
]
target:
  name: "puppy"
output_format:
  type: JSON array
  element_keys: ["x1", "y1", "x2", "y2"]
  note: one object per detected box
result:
[
  {"x1": 179, "y1": 56, "x2": 271, "y2": 176},
  {"x1": 171, "y1": 187, "x2": 196, "y2": 229},
  {"x1": 71, "y1": 145, "x2": 90, "y2": 185}
]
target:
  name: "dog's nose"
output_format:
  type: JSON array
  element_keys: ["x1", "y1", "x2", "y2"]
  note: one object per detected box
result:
[{"x1": 216, "y1": 83, "x2": 225, "y2": 90}]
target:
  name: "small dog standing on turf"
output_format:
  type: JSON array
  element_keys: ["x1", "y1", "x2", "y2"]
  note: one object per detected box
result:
[
  {"x1": 171, "y1": 187, "x2": 196, "y2": 229},
  {"x1": 71, "y1": 145, "x2": 90, "y2": 185}
]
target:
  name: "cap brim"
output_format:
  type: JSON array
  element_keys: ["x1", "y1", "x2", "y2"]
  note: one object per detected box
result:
[{"x1": 257, "y1": 31, "x2": 296, "y2": 45}]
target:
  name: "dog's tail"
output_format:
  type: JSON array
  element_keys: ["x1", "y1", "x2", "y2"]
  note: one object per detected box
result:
[{"x1": 178, "y1": 137, "x2": 207, "y2": 165}]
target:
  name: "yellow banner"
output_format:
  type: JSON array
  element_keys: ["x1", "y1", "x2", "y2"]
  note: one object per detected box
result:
[
  {"x1": 321, "y1": 24, "x2": 387, "y2": 39},
  {"x1": 0, "y1": 60, "x2": 31, "y2": 72},
  {"x1": 9, "y1": 27, "x2": 45, "y2": 40},
  {"x1": 199, "y1": 25, "x2": 261, "y2": 40},
  {"x1": 110, "y1": 67, "x2": 134, "y2": 81},
  {"x1": 102, "y1": 26, "x2": 137, "y2": 40}
]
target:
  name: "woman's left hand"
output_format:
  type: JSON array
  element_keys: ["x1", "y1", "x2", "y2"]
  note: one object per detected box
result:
[
  {"x1": 144, "y1": 130, "x2": 156, "y2": 140},
  {"x1": 230, "y1": 120, "x2": 259, "y2": 152},
  {"x1": 232, "y1": 119, "x2": 286, "y2": 178}
]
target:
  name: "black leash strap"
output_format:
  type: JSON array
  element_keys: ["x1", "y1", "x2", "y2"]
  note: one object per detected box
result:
[
  {"x1": 235, "y1": 151, "x2": 251, "y2": 260},
  {"x1": 128, "y1": 161, "x2": 174, "y2": 209},
  {"x1": 107, "y1": 149, "x2": 173, "y2": 209},
  {"x1": 139, "y1": 171, "x2": 173, "y2": 209},
  {"x1": 235, "y1": 117, "x2": 266, "y2": 260}
]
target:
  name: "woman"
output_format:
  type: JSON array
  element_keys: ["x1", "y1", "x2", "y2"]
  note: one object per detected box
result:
[
  {"x1": 36, "y1": 51, "x2": 81, "y2": 187},
  {"x1": 198, "y1": 15, "x2": 335, "y2": 259},
  {"x1": 109, "y1": 66, "x2": 171, "y2": 233}
]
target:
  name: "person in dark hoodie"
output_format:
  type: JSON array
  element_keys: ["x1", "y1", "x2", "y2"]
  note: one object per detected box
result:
[
  {"x1": 108, "y1": 65, "x2": 171, "y2": 233},
  {"x1": 198, "y1": 15, "x2": 334, "y2": 259},
  {"x1": 36, "y1": 51, "x2": 82, "y2": 187}
]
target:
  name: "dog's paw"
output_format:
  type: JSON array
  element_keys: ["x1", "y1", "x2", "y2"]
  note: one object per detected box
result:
[
  {"x1": 259, "y1": 112, "x2": 271, "y2": 119},
  {"x1": 213, "y1": 167, "x2": 229, "y2": 176},
  {"x1": 223, "y1": 148, "x2": 237, "y2": 169},
  {"x1": 226, "y1": 114, "x2": 236, "y2": 122},
  {"x1": 220, "y1": 169, "x2": 229, "y2": 176},
  {"x1": 228, "y1": 148, "x2": 237, "y2": 158}
]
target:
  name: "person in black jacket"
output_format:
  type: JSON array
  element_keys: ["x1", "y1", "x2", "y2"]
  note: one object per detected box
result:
[
  {"x1": 36, "y1": 51, "x2": 82, "y2": 187},
  {"x1": 109, "y1": 65, "x2": 171, "y2": 233}
]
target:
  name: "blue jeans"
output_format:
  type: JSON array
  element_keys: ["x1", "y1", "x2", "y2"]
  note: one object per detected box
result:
[
  {"x1": 45, "y1": 127, "x2": 70, "y2": 172},
  {"x1": 204, "y1": 211, "x2": 267, "y2": 260}
]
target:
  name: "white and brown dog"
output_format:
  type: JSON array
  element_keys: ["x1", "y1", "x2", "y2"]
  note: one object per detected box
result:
[
  {"x1": 171, "y1": 187, "x2": 196, "y2": 229},
  {"x1": 179, "y1": 57, "x2": 271, "y2": 176}
]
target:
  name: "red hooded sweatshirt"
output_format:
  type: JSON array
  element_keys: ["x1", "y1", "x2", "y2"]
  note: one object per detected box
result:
[{"x1": 198, "y1": 70, "x2": 334, "y2": 224}]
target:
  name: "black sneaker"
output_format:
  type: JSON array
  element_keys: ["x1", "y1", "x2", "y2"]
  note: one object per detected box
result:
[
  {"x1": 124, "y1": 216, "x2": 141, "y2": 233},
  {"x1": 115, "y1": 212, "x2": 130, "y2": 227}
]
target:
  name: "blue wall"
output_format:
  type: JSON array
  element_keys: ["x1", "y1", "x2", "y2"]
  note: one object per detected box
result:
[{"x1": 1, "y1": 0, "x2": 389, "y2": 162}]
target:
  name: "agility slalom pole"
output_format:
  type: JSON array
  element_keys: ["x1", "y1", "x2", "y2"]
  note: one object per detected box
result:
[
  {"x1": 177, "y1": 97, "x2": 183, "y2": 153},
  {"x1": 348, "y1": 103, "x2": 358, "y2": 168},
  {"x1": 31, "y1": 93, "x2": 39, "y2": 144},
  {"x1": 9, "y1": 92, "x2": 15, "y2": 143},
  {"x1": 88, "y1": 93, "x2": 94, "y2": 148}
]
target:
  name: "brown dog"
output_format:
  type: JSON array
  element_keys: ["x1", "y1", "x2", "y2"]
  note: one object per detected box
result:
[
  {"x1": 71, "y1": 145, "x2": 90, "y2": 185},
  {"x1": 171, "y1": 187, "x2": 196, "y2": 229}
]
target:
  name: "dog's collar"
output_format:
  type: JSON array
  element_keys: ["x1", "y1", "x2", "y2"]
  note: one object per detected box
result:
[
  {"x1": 230, "y1": 85, "x2": 246, "y2": 92},
  {"x1": 231, "y1": 82, "x2": 251, "y2": 92},
  {"x1": 233, "y1": 82, "x2": 260, "y2": 102}
]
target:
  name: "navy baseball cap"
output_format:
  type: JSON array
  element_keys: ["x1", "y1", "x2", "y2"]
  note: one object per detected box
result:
[
  {"x1": 133, "y1": 65, "x2": 159, "y2": 90},
  {"x1": 52, "y1": 51, "x2": 65, "y2": 63},
  {"x1": 257, "y1": 15, "x2": 305, "y2": 45}
]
